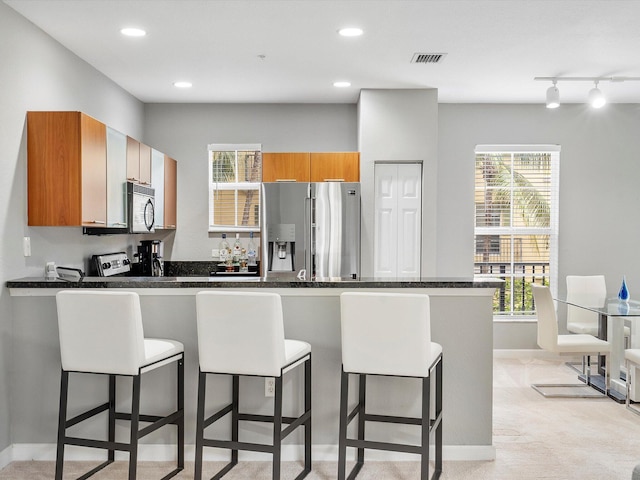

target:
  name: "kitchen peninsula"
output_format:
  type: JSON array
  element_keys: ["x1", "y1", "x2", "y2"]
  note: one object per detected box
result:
[{"x1": 7, "y1": 277, "x2": 499, "y2": 462}]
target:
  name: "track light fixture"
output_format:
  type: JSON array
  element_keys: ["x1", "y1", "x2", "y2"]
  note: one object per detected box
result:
[
  {"x1": 588, "y1": 82, "x2": 606, "y2": 108},
  {"x1": 535, "y1": 76, "x2": 640, "y2": 108},
  {"x1": 546, "y1": 81, "x2": 560, "y2": 109}
]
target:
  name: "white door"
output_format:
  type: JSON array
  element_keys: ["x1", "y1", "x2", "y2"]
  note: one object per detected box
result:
[{"x1": 374, "y1": 163, "x2": 422, "y2": 278}]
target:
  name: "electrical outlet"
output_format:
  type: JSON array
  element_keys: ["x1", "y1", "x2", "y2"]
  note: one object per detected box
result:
[
  {"x1": 265, "y1": 377, "x2": 275, "y2": 397},
  {"x1": 211, "y1": 248, "x2": 220, "y2": 258}
]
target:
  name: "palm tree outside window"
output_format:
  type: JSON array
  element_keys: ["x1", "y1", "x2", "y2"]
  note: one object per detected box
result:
[
  {"x1": 474, "y1": 145, "x2": 560, "y2": 317},
  {"x1": 208, "y1": 144, "x2": 262, "y2": 232}
]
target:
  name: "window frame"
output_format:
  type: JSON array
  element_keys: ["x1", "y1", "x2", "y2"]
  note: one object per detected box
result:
[
  {"x1": 208, "y1": 143, "x2": 262, "y2": 233},
  {"x1": 474, "y1": 144, "x2": 560, "y2": 320}
]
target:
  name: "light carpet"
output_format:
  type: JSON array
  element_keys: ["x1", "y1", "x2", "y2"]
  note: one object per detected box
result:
[{"x1": 2, "y1": 356, "x2": 640, "y2": 479}]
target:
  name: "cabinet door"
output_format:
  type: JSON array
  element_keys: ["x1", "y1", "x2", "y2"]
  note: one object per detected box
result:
[
  {"x1": 27, "y1": 111, "x2": 82, "y2": 226},
  {"x1": 106, "y1": 127, "x2": 128, "y2": 227},
  {"x1": 139, "y1": 143, "x2": 152, "y2": 185},
  {"x1": 262, "y1": 152, "x2": 310, "y2": 182},
  {"x1": 164, "y1": 156, "x2": 177, "y2": 228},
  {"x1": 80, "y1": 114, "x2": 107, "y2": 226},
  {"x1": 126, "y1": 136, "x2": 140, "y2": 182},
  {"x1": 27, "y1": 111, "x2": 106, "y2": 226},
  {"x1": 151, "y1": 148, "x2": 165, "y2": 228},
  {"x1": 127, "y1": 138, "x2": 152, "y2": 185},
  {"x1": 310, "y1": 152, "x2": 360, "y2": 182}
]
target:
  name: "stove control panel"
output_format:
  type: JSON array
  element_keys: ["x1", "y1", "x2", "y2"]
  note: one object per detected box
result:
[{"x1": 92, "y1": 252, "x2": 131, "y2": 277}]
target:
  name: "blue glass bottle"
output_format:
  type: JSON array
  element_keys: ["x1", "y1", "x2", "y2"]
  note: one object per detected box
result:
[{"x1": 618, "y1": 275, "x2": 630, "y2": 302}]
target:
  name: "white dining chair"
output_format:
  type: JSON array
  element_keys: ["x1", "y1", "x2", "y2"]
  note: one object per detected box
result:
[
  {"x1": 566, "y1": 275, "x2": 608, "y2": 336},
  {"x1": 625, "y1": 349, "x2": 640, "y2": 416},
  {"x1": 566, "y1": 275, "x2": 631, "y2": 375},
  {"x1": 532, "y1": 284, "x2": 611, "y2": 398}
]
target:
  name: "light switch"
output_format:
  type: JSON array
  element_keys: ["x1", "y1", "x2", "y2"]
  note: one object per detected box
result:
[{"x1": 23, "y1": 237, "x2": 31, "y2": 257}]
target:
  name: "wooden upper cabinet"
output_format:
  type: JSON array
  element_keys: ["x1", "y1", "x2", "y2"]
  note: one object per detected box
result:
[
  {"x1": 164, "y1": 156, "x2": 177, "y2": 228},
  {"x1": 126, "y1": 136, "x2": 140, "y2": 181},
  {"x1": 310, "y1": 152, "x2": 360, "y2": 182},
  {"x1": 262, "y1": 152, "x2": 310, "y2": 182},
  {"x1": 27, "y1": 111, "x2": 107, "y2": 226},
  {"x1": 126, "y1": 137, "x2": 152, "y2": 185},
  {"x1": 139, "y1": 143, "x2": 152, "y2": 185}
]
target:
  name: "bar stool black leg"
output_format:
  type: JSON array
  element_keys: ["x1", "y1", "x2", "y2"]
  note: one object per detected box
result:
[
  {"x1": 128, "y1": 374, "x2": 141, "y2": 480},
  {"x1": 435, "y1": 358, "x2": 443, "y2": 476},
  {"x1": 194, "y1": 370, "x2": 206, "y2": 480},
  {"x1": 304, "y1": 358, "x2": 312, "y2": 472},
  {"x1": 337, "y1": 369, "x2": 349, "y2": 480},
  {"x1": 177, "y1": 358, "x2": 185, "y2": 470},
  {"x1": 421, "y1": 376, "x2": 431, "y2": 480},
  {"x1": 272, "y1": 376, "x2": 283, "y2": 480},
  {"x1": 55, "y1": 370, "x2": 69, "y2": 480},
  {"x1": 357, "y1": 374, "x2": 366, "y2": 466},
  {"x1": 232, "y1": 375, "x2": 239, "y2": 466},
  {"x1": 108, "y1": 375, "x2": 116, "y2": 463}
]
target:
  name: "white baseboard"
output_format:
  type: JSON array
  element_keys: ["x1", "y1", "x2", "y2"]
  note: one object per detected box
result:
[
  {"x1": 0, "y1": 445, "x2": 12, "y2": 470},
  {"x1": 493, "y1": 349, "x2": 581, "y2": 361},
  {"x1": 7, "y1": 443, "x2": 495, "y2": 463}
]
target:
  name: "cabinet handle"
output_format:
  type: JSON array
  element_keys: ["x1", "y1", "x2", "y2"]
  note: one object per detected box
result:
[
  {"x1": 86, "y1": 220, "x2": 106, "y2": 224},
  {"x1": 127, "y1": 177, "x2": 140, "y2": 182},
  {"x1": 113, "y1": 222, "x2": 127, "y2": 226},
  {"x1": 275, "y1": 179, "x2": 297, "y2": 182},
  {"x1": 323, "y1": 178, "x2": 345, "y2": 182},
  {"x1": 165, "y1": 224, "x2": 176, "y2": 228}
]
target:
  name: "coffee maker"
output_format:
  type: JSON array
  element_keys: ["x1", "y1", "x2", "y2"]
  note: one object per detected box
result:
[{"x1": 134, "y1": 240, "x2": 163, "y2": 276}]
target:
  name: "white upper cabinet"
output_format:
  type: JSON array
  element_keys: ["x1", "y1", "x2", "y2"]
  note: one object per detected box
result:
[{"x1": 106, "y1": 127, "x2": 128, "y2": 228}]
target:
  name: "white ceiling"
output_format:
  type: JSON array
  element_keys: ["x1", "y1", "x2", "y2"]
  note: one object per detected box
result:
[{"x1": 6, "y1": 0, "x2": 640, "y2": 105}]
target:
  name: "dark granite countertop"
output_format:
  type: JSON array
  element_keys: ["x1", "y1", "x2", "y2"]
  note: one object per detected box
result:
[{"x1": 6, "y1": 276, "x2": 502, "y2": 289}]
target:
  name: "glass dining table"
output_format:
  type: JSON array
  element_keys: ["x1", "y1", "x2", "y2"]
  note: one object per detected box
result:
[{"x1": 556, "y1": 295, "x2": 640, "y2": 402}]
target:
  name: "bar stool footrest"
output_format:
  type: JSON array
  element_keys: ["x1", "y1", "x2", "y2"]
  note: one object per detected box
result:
[
  {"x1": 76, "y1": 459, "x2": 113, "y2": 480},
  {"x1": 345, "y1": 438, "x2": 423, "y2": 455}
]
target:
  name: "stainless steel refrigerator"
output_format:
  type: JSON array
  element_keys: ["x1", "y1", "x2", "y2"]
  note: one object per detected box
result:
[{"x1": 261, "y1": 182, "x2": 361, "y2": 280}]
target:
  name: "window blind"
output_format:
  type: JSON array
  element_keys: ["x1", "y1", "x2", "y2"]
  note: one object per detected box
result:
[
  {"x1": 474, "y1": 145, "x2": 560, "y2": 317},
  {"x1": 208, "y1": 144, "x2": 262, "y2": 231}
]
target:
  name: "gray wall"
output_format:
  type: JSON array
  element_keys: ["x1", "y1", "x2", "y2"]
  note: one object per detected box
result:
[
  {"x1": 142, "y1": 103, "x2": 357, "y2": 260},
  {"x1": 0, "y1": 2, "x2": 145, "y2": 452},
  {"x1": 358, "y1": 89, "x2": 439, "y2": 277},
  {"x1": 438, "y1": 103, "x2": 640, "y2": 347}
]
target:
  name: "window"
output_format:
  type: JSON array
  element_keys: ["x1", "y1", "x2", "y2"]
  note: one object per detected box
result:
[
  {"x1": 474, "y1": 145, "x2": 560, "y2": 318},
  {"x1": 208, "y1": 144, "x2": 262, "y2": 232}
]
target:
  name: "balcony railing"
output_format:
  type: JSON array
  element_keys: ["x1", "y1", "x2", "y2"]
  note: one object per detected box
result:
[{"x1": 474, "y1": 261, "x2": 549, "y2": 315}]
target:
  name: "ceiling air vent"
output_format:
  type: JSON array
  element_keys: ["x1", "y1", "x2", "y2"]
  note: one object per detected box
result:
[{"x1": 411, "y1": 53, "x2": 447, "y2": 64}]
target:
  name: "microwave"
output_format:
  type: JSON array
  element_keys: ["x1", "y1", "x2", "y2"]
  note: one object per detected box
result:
[{"x1": 127, "y1": 182, "x2": 155, "y2": 233}]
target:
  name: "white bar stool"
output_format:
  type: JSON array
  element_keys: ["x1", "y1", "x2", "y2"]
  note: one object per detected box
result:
[
  {"x1": 194, "y1": 291, "x2": 312, "y2": 480},
  {"x1": 54, "y1": 290, "x2": 184, "y2": 480},
  {"x1": 338, "y1": 292, "x2": 443, "y2": 480}
]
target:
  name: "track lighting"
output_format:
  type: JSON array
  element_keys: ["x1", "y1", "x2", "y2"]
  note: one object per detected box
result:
[
  {"x1": 588, "y1": 82, "x2": 606, "y2": 108},
  {"x1": 535, "y1": 76, "x2": 640, "y2": 108},
  {"x1": 546, "y1": 81, "x2": 560, "y2": 109}
]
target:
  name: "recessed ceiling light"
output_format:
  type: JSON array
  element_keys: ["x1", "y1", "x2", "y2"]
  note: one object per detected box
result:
[
  {"x1": 173, "y1": 81, "x2": 192, "y2": 89},
  {"x1": 120, "y1": 27, "x2": 146, "y2": 37},
  {"x1": 333, "y1": 81, "x2": 351, "y2": 88},
  {"x1": 338, "y1": 27, "x2": 363, "y2": 37}
]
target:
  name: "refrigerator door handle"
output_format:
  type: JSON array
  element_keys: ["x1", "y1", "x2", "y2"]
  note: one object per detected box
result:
[{"x1": 309, "y1": 195, "x2": 316, "y2": 279}]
